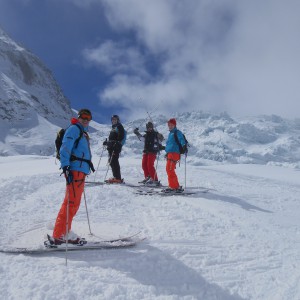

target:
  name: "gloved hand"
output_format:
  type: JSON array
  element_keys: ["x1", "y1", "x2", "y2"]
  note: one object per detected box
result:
[
  {"x1": 133, "y1": 128, "x2": 139, "y2": 135},
  {"x1": 63, "y1": 165, "x2": 73, "y2": 184},
  {"x1": 107, "y1": 140, "x2": 115, "y2": 148},
  {"x1": 159, "y1": 145, "x2": 166, "y2": 150},
  {"x1": 103, "y1": 139, "x2": 108, "y2": 146}
]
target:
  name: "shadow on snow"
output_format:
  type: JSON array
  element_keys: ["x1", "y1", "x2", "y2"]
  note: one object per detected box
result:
[
  {"x1": 31, "y1": 244, "x2": 246, "y2": 300},
  {"x1": 192, "y1": 191, "x2": 272, "y2": 213}
]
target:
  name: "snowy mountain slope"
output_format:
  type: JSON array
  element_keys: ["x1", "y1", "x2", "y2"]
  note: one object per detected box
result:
[
  {"x1": 2, "y1": 105, "x2": 300, "y2": 170},
  {"x1": 0, "y1": 27, "x2": 73, "y2": 155},
  {"x1": 1, "y1": 155, "x2": 300, "y2": 299},
  {"x1": 122, "y1": 111, "x2": 300, "y2": 168},
  {"x1": 0, "y1": 27, "x2": 71, "y2": 124}
]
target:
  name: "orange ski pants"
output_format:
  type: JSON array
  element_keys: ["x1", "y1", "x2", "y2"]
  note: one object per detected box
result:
[
  {"x1": 166, "y1": 152, "x2": 181, "y2": 189},
  {"x1": 142, "y1": 153, "x2": 158, "y2": 181},
  {"x1": 53, "y1": 171, "x2": 86, "y2": 239}
]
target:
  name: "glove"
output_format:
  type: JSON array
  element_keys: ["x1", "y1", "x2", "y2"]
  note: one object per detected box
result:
[
  {"x1": 133, "y1": 128, "x2": 139, "y2": 135},
  {"x1": 159, "y1": 145, "x2": 166, "y2": 150},
  {"x1": 107, "y1": 140, "x2": 115, "y2": 148},
  {"x1": 63, "y1": 165, "x2": 73, "y2": 184},
  {"x1": 103, "y1": 139, "x2": 108, "y2": 146},
  {"x1": 182, "y1": 145, "x2": 188, "y2": 154}
]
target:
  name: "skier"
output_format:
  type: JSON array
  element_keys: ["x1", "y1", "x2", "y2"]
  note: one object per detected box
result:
[
  {"x1": 134, "y1": 121, "x2": 164, "y2": 186},
  {"x1": 103, "y1": 115, "x2": 125, "y2": 183},
  {"x1": 164, "y1": 118, "x2": 187, "y2": 193},
  {"x1": 49, "y1": 109, "x2": 94, "y2": 245}
]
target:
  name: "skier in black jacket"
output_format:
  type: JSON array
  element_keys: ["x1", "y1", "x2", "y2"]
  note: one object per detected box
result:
[
  {"x1": 134, "y1": 121, "x2": 164, "y2": 186},
  {"x1": 103, "y1": 115, "x2": 125, "y2": 183}
]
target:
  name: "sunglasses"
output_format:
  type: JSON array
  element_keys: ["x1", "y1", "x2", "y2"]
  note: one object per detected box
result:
[{"x1": 79, "y1": 114, "x2": 92, "y2": 121}]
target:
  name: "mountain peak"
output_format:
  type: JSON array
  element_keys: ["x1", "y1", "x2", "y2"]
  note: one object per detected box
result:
[
  {"x1": 0, "y1": 27, "x2": 72, "y2": 127},
  {"x1": 0, "y1": 26, "x2": 74, "y2": 155}
]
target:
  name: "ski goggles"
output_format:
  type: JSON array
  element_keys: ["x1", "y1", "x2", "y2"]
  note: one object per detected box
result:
[{"x1": 79, "y1": 113, "x2": 92, "y2": 121}]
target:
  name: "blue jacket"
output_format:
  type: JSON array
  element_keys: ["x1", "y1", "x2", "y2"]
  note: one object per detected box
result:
[
  {"x1": 60, "y1": 123, "x2": 92, "y2": 175},
  {"x1": 165, "y1": 128, "x2": 186, "y2": 154}
]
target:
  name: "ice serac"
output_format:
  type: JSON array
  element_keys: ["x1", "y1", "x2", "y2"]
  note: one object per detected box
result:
[{"x1": 0, "y1": 27, "x2": 73, "y2": 156}]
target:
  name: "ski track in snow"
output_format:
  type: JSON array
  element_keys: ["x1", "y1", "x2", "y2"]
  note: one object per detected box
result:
[{"x1": 1, "y1": 156, "x2": 300, "y2": 299}]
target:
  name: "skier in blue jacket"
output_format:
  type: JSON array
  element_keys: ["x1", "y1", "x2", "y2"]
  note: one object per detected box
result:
[
  {"x1": 50, "y1": 109, "x2": 94, "y2": 246},
  {"x1": 164, "y1": 118, "x2": 186, "y2": 192}
]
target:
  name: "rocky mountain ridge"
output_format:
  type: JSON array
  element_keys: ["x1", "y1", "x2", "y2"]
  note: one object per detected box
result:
[{"x1": 0, "y1": 27, "x2": 72, "y2": 127}]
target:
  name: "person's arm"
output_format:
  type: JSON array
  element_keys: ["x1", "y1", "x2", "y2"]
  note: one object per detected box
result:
[
  {"x1": 117, "y1": 124, "x2": 125, "y2": 142},
  {"x1": 60, "y1": 125, "x2": 81, "y2": 168},
  {"x1": 133, "y1": 128, "x2": 144, "y2": 140}
]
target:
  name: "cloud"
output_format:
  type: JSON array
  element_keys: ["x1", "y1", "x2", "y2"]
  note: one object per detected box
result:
[
  {"x1": 82, "y1": 0, "x2": 300, "y2": 119},
  {"x1": 218, "y1": 0, "x2": 300, "y2": 117},
  {"x1": 82, "y1": 40, "x2": 148, "y2": 77},
  {"x1": 63, "y1": 0, "x2": 99, "y2": 8}
]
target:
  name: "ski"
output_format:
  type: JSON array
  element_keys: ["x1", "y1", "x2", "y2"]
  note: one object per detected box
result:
[
  {"x1": 0, "y1": 241, "x2": 136, "y2": 254},
  {"x1": 85, "y1": 181, "x2": 211, "y2": 197},
  {"x1": 90, "y1": 231, "x2": 142, "y2": 243},
  {"x1": 85, "y1": 181, "x2": 137, "y2": 188},
  {"x1": 0, "y1": 234, "x2": 144, "y2": 254},
  {"x1": 85, "y1": 181, "x2": 166, "y2": 189},
  {"x1": 139, "y1": 183, "x2": 166, "y2": 189},
  {"x1": 134, "y1": 189, "x2": 203, "y2": 196},
  {"x1": 85, "y1": 181, "x2": 106, "y2": 186},
  {"x1": 159, "y1": 191, "x2": 199, "y2": 196}
]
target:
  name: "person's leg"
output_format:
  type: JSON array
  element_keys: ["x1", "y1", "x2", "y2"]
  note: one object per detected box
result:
[
  {"x1": 53, "y1": 171, "x2": 86, "y2": 238},
  {"x1": 142, "y1": 153, "x2": 150, "y2": 178},
  {"x1": 148, "y1": 153, "x2": 158, "y2": 181},
  {"x1": 166, "y1": 153, "x2": 180, "y2": 189},
  {"x1": 110, "y1": 152, "x2": 121, "y2": 179}
]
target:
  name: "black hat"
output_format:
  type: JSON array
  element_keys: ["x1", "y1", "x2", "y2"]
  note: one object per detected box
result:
[
  {"x1": 111, "y1": 114, "x2": 120, "y2": 122},
  {"x1": 146, "y1": 122, "x2": 154, "y2": 129}
]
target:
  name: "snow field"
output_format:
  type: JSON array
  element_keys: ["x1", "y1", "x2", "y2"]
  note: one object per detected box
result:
[{"x1": 1, "y1": 155, "x2": 300, "y2": 299}]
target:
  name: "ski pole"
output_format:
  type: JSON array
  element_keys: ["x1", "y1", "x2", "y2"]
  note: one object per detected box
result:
[
  {"x1": 83, "y1": 189, "x2": 93, "y2": 235},
  {"x1": 154, "y1": 152, "x2": 160, "y2": 181},
  {"x1": 93, "y1": 145, "x2": 106, "y2": 182},
  {"x1": 65, "y1": 183, "x2": 70, "y2": 266},
  {"x1": 184, "y1": 153, "x2": 187, "y2": 190},
  {"x1": 103, "y1": 149, "x2": 114, "y2": 183},
  {"x1": 127, "y1": 103, "x2": 160, "y2": 131}
]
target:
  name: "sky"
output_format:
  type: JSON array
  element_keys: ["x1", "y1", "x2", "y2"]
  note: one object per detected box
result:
[{"x1": 0, "y1": 0, "x2": 300, "y2": 123}]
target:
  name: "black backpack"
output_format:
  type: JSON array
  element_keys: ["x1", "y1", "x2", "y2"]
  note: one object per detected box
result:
[
  {"x1": 55, "y1": 124, "x2": 83, "y2": 160},
  {"x1": 174, "y1": 130, "x2": 189, "y2": 155}
]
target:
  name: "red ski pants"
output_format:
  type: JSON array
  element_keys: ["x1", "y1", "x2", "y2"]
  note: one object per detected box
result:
[
  {"x1": 53, "y1": 171, "x2": 86, "y2": 239},
  {"x1": 166, "y1": 152, "x2": 181, "y2": 189},
  {"x1": 142, "y1": 153, "x2": 158, "y2": 181}
]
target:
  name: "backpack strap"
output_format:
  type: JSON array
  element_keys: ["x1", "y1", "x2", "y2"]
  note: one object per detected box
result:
[
  {"x1": 73, "y1": 123, "x2": 84, "y2": 148},
  {"x1": 115, "y1": 124, "x2": 125, "y2": 143},
  {"x1": 174, "y1": 130, "x2": 184, "y2": 154},
  {"x1": 70, "y1": 124, "x2": 95, "y2": 172},
  {"x1": 70, "y1": 155, "x2": 95, "y2": 172}
]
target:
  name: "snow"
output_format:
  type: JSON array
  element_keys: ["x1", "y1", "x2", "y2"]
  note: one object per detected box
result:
[
  {"x1": 1, "y1": 18, "x2": 300, "y2": 300},
  {"x1": 0, "y1": 26, "x2": 72, "y2": 136},
  {"x1": 1, "y1": 153, "x2": 300, "y2": 299},
  {"x1": 0, "y1": 28, "x2": 24, "y2": 52}
]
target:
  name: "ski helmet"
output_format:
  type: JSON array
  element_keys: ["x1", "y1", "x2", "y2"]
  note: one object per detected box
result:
[{"x1": 78, "y1": 108, "x2": 92, "y2": 120}]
